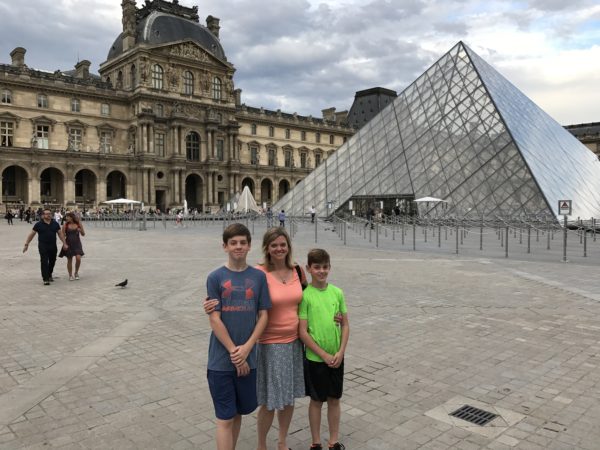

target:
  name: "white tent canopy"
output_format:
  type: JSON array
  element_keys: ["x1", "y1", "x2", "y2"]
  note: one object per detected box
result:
[
  {"x1": 414, "y1": 197, "x2": 448, "y2": 203},
  {"x1": 233, "y1": 186, "x2": 260, "y2": 213},
  {"x1": 102, "y1": 198, "x2": 142, "y2": 205}
]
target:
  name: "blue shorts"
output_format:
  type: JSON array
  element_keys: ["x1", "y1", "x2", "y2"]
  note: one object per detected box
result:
[{"x1": 207, "y1": 369, "x2": 258, "y2": 420}]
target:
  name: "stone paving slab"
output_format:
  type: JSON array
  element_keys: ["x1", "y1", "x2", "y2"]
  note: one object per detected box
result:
[{"x1": 0, "y1": 219, "x2": 599, "y2": 449}]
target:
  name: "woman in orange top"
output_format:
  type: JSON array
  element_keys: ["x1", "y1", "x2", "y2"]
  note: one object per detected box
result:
[{"x1": 254, "y1": 227, "x2": 306, "y2": 450}]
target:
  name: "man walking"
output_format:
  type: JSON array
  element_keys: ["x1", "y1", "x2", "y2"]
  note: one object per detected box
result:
[{"x1": 23, "y1": 208, "x2": 68, "y2": 285}]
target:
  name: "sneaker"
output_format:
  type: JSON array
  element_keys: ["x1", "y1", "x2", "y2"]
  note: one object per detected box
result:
[
  {"x1": 43, "y1": 280, "x2": 50, "y2": 286},
  {"x1": 69, "y1": 276, "x2": 74, "y2": 281},
  {"x1": 48, "y1": 276, "x2": 54, "y2": 282},
  {"x1": 75, "y1": 274, "x2": 80, "y2": 280},
  {"x1": 329, "y1": 444, "x2": 345, "y2": 450},
  {"x1": 310, "y1": 445, "x2": 323, "y2": 450}
]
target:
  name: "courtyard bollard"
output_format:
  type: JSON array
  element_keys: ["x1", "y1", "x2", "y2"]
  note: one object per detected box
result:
[
  {"x1": 500, "y1": 226, "x2": 504, "y2": 248},
  {"x1": 579, "y1": 218, "x2": 583, "y2": 244},
  {"x1": 401, "y1": 221, "x2": 405, "y2": 245},
  {"x1": 460, "y1": 223, "x2": 464, "y2": 245},
  {"x1": 413, "y1": 221, "x2": 416, "y2": 251},
  {"x1": 424, "y1": 224, "x2": 427, "y2": 243},
  {"x1": 505, "y1": 225, "x2": 509, "y2": 258},
  {"x1": 480, "y1": 219, "x2": 483, "y2": 251},
  {"x1": 584, "y1": 227, "x2": 587, "y2": 257},
  {"x1": 455, "y1": 220, "x2": 459, "y2": 254},
  {"x1": 519, "y1": 226, "x2": 522, "y2": 244},
  {"x1": 563, "y1": 215, "x2": 568, "y2": 263},
  {"x1": 527, "y1": 225, "x2": 531, "y2": 254},
  {"x1": 547, "y1": 219, "x2": 551, "y2": 250},
  {"x1": 343, "y1": 221, "x2": 347, "y2": 245},
  {"x1": 438, "y1": 224, "x2": 442, "y2": 248},
  {"x1": 376, "y1": 222, "x2": 379, "y2": 248}
]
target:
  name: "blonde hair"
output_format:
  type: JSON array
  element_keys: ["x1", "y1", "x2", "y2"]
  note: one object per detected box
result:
[{"x1": 261, "y1": 227, "x2": 293, "y2": 269}]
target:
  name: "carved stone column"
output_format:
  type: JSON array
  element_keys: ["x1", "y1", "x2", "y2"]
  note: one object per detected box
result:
[
  {"x1": 207, "y1": 171, "x2": 213, "y2": 204},
  {"x1": 149, "y1": 169, "x2": 155, "y2": 205}
]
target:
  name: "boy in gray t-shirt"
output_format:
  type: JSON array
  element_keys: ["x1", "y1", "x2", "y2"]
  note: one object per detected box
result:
[{"x1": 206, "y1": 223, "x2": 271, "y2": 449}]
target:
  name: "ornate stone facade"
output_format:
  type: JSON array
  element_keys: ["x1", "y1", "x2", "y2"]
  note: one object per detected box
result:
[{"x1": 0, "y1": 0, "x2": 353, "y2": 212}]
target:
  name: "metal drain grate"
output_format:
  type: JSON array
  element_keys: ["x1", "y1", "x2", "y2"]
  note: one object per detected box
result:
[{"x1": 449, "y1": 405, "x2": 498, "y2": 426}]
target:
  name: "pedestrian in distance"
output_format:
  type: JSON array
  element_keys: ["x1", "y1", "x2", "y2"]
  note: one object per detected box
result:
[
  {"x1": 23, "y1": 208, "x2": 68, "y2": 285},
  {"x1": 310, "y1": 205, "x2": 316, "y2": 223},
  {"x1": 205, "y1": 223, "x2": 271, "y2": 450},
  {"x1": 4, "y1": 210, "x2": 14, "y2": 225},
  {"x1": 278, "y1": 209, "x2": 286, "y2": 228},
  {"x1": 299, "y1": 248, "x2": 350, "y2": 450},
  {"x1": 58, "y1": 212, "x2": 85, "y2": 281}
]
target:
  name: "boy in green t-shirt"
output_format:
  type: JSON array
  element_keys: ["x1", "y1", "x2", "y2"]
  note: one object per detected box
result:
[{"x1": 298, "y1": 248, "x2": 350, "y2": 450}]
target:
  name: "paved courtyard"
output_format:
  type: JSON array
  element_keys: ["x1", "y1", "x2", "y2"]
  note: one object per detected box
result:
[{"x1": 1, "y1": 218, "x2": 600, "y2": 449}]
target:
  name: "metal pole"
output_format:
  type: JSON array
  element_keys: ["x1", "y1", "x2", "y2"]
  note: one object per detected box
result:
[
  {"x1": 376, "y1": 222, "x2": 379, "y2": 248},
  {"x1": 546, "y1": 218, "x2": 550, "y2": 250},
  {"x1": 315, "y1": 215, "x2": 318, "y2": 243},
  {"x1": 505, "y1": 225, "x2": 509, "y2": 258},
  {"x1": 480, "y1": 218, "x2": 483, "y2": 251},
  {"x1": 343, "y1": 220, "x2": 347, "y2": 246},
  {"x1": 455, "y1": 220, "x2": 459, "y2": 254},
  {"x1": 413, "y1": 221, "x2": 416, "y2": 251},
  {"x1": 401, "y1": 220, "x2": 405, "y2": 245},
  {"x1": 584, "y1": 226, "x2": 587, "y2": 257},
  {"x1": 563, "y1": 215, "x2": 568, "y2": 263},
  {"x1": 438, "y1": 224, "x2": 441, "y2": 248},
  {"x1": 527, "y1": 225, "x2": 531, "y2": 254}
]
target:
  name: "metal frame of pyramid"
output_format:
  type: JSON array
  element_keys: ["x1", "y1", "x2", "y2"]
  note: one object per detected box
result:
[{"x1": 274, "y1": 42, "x2": 600, "y2": 221}]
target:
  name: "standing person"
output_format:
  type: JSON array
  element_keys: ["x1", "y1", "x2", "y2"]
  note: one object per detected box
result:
[
  {"x1": 299, "y1": 249, "x2": 350, "y2": 450},
  {"x1": 53, "y1": 209, "x2": 62, "y2": 225},
  {"x1": 59, "y1": 212, "x2": 85, "y2": 281},
  {"x1": 278, "y1": 209, "x2": 286, "y2": 228},
  {"x1": 22, "y1": 208, "x2": 68, "y2": 285},
  {"x1": 206, "y1": 223, "x2": 271, "y2": 450},
  {"x1": 254, "y1": 228, "x2": 307, "y2": 450},
  {"x1": 310, "y1": 205, "x2": 316, "y2": 223},
  {"x1": 266, "y1": 207, "x2": 273, "y2": 228},
  {"x1": 25, "y1": 208, "x2": 32, "y2": 224},
  {"x1": 365, "y1": 206, "x2": 374, "y2": 230},
  {"x1": 5, "y1": 209, "x2": 14, "y2": 225}
]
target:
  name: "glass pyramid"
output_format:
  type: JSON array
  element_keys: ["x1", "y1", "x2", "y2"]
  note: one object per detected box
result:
[{"x1": 275, "y1": 42, "x2": 600, "y2": 221}]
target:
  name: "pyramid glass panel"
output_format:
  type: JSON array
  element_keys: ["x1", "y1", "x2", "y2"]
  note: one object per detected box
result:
[{"x1": 275, "y1": 42, "x2": 600, "y2": 220}]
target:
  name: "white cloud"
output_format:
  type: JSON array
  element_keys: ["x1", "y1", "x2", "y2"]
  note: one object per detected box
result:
[{"x1": 0, "y1": 0, "x2": 599, "y2": 124}]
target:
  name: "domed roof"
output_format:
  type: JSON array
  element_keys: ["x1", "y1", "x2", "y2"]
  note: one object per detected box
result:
[{"x1": 107, "y1": 11, "x2": 226, "y2": 62}]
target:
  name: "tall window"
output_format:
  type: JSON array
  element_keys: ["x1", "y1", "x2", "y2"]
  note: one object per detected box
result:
[
  {"x1": 155, "y1": 132, "x2": 165, "y2": 156},
  {"x1": 212, "y1": 76, "x2": 222, "y2": 100},
  {"x1": 300, "y1": 152, "x2": 307, "y2": 168},
  {"x1": 100, "y1": 131, "x2": 112, "y2": 152},
  {"x1": 183, "y1": 71, "x2": 194, "y2": 95},
  {"x1": 316, "y1": 132, "x2": 321, "y2": 143},
  {"x1": 117, "y1": 70, "x2": 123, "y2": 88},
  {"x1": 216, "y1": 139, "x2": 224, "y2": 161},
  {"x1": 251, "y1": 124, "x2": 257, "y2": 135},
  {"x1": 155, "y1": 103, "x2": 163, "y2": 117},
  {"x1": 71, "y1": 98, "x2": 80, "y2": 113},
  {"x1": 37, "y1": 94, "x2": 48, "y2": 108},
  {"x1": 186, "y1": 132, "x2": 200, "y2": 161},
  {"x1": 36, "y1": 125, "x2": 49, "y2": 149},
  {"x1": 101, "y1": 103, "x2": 110, "y2": 116},
  {"x1": 315, "y1": 153, "x2": 322, "y2": 167},
  {"x1": 1, "y1": 89, "x2": 11, "y2": 104},
  {"x1": 0, "y1": 121, "x2": 13, "y2": 147},
  {"x1": 130, "y1": 64, "x2": 136, "y2": 88},
  {"x1": 68, "y1": 128, "x2": 82, "y2": 151},
  {"x1": 269, "y1": 126, "x2": 274, "y2": 138},
  {"x1": 268, "y1": 147, "x2": 275, "y2": 166},
  {"x1": 152, "y1": 64, "x2": 163, "y2": 89},
  {"x1": 329, "y1": 135, "x2": 335, "y2": 145},
  {"x1": 284, "y1": 150, "x2": 292, "y2": 168},
  {"x1": 250, "y1": 146, "x2": 259, "y2": 165},
  {"x1": 301, "y1": 131, "x2": 306, "y2": 141},
  {"x1": 285, "y1": 128, "x2": 291, "y2": 139}
]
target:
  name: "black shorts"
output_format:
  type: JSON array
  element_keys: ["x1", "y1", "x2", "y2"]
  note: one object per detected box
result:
[{"x1": 304, "y1": 359, "x2": 344, "y2": 402}]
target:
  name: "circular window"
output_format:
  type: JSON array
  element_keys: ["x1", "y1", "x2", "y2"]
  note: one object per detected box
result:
[
  {"x1": 156, "y1": 171, "x2": 164, "y2": 179},
  {"x1": 217, "y1": 175, "x2": 223, "y2": 181}
]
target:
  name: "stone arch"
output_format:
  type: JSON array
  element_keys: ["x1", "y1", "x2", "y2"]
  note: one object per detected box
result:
[
  {"x1": 2, "y1": 165, "x2": 29, "y2": 205},
  {"x1": 185, "y1": 173, "x2": 204, "y2": 210},
  {"x1": 39, "y1": 167, "x2": 65, "y2": 205},
  {"x1": 260, "y1": 178, "x2": 273, "y2": 206},
  {"x1": 106, "y1": 170, "x2": 127, "y2": 200},
  {"x1": 241, "y1": 177, "x2": 255, "y2": 196},
  {"x1": 278, "y1": 179, "x2": 290, "y2": 200},
  {"x1": 74, "y1": 169, "x2": 98, "y2": 205}
]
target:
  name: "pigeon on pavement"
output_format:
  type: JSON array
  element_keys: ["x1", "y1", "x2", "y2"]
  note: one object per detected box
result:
[{"x1": 115, "y1": 279, "x2": 128, "y2": 288}]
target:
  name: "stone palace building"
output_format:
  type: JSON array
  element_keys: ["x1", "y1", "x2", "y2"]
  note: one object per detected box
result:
[{"x1": 0, "y1": 0, "x2": 354, "y2": 212}]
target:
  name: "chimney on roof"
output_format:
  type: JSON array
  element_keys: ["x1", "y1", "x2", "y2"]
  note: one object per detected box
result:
[
  {"x1": 75, "y1": 60, "x2": 91, "y2": 79},
  {"x1": 206, "y1": 15, "x2": 220, "y2": 39},
  {"x1": 10, "y1": 47, "x2": 26, "y2": 67},
  {"x1": 234, "y1": 88, "x2": 242, "y2": 106},
  {"x1": 122, "y1": 0, "x2": 137, "y2": 51},
  {"x1": 322, "y1": 107, "x2": 336, "y2": 121}
]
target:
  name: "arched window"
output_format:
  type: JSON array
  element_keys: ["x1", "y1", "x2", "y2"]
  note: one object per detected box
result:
[
  {"x1": 1, "y1": 89, "x2": 11, "y2": 104},
  {"x1": 130, "y1": 64, "x2": 136, "y2": 88},
  {"x1": 186, "y1": 132, "x2": 200, "y2": 161},
  {"x1": 212, "y1": 76, "x2": 222, "y2": 100},
  {"x1": 152, "y1": 64, "x2": 163, "y2": 89},
  {"x1": 183, "y1": 71, "x2": 194, "y2": 95},
  {"x1": 117, "y1": 70, "x2": 123, "y2": 88}
]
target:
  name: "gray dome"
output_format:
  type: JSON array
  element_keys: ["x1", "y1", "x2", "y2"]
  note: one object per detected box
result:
[{"x1": 107, "y1": 11, "x2": 226, "y2": 61}]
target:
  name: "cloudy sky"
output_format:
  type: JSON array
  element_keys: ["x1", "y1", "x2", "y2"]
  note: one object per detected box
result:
[{"x1": 1, "y1": 0, "x2": 599, "y2": 124}]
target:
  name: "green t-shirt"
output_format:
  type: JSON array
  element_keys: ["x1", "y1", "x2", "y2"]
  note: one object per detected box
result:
[{"x1": 298, "y1": 283, "x2": 347, "y2": 362}]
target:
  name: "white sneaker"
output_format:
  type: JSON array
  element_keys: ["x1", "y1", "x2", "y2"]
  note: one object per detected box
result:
[
  {"x1": 75, "y1": 274, "x2": 80, "y2": 280},
  {"x1": 69, "y1": 276, "x2": 74, "y2": 281}
]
